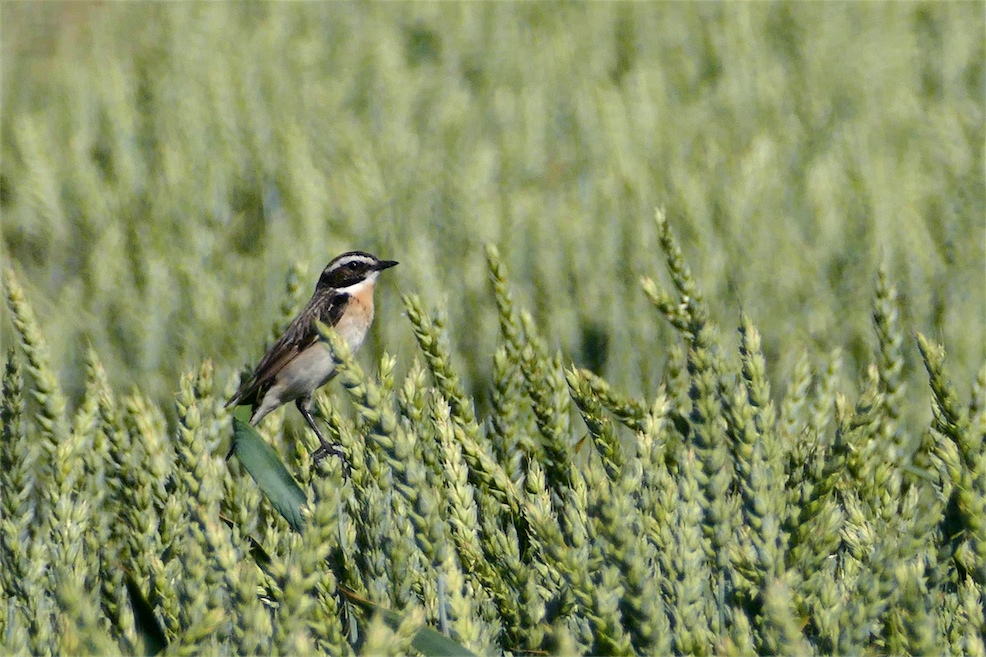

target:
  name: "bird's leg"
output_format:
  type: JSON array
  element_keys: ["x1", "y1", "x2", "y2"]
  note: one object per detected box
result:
[{"x1": 295, "y1": 397, "x2": 348, "y2": 472}]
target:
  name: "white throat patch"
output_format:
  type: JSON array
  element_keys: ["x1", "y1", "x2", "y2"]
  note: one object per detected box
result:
[{"x1": 337, "y1": 272, "x2": 379, "y2": 294}]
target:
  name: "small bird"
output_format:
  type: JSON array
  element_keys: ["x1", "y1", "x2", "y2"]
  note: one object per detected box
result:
[{"x1": 227, "y1": 251, "x2": 398, "y2": 464}]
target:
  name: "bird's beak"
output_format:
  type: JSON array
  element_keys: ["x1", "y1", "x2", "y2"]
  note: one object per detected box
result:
[{"x1": 376, "y1": 260, "x2": 399, "y2": 270}]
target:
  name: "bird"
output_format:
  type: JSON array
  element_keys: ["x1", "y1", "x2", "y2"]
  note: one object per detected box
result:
[{"x1": 227, "y1": 251, "x2": 398, "y2": 464}]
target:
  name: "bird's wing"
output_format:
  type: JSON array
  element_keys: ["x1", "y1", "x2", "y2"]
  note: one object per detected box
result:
[{"x1": 226, "y1": 291, "x2": 349, "y2": 408}]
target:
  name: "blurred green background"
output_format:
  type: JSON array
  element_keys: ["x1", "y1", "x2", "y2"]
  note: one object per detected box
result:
[{"x1": 1, "y1": 2, "x2": 983, "y2": 416}]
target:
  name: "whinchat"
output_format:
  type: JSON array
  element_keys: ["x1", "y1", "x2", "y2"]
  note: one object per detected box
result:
[{"x1": 227, "y1": 251, "x2": 398, "y2": 464}]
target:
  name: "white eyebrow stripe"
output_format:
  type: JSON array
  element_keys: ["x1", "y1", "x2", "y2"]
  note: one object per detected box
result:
[{"x1": 328, "y1": 255, "x2": 376, "y2": 271}]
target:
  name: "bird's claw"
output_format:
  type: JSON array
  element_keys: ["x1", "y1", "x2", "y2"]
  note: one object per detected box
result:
[{"x1": 311, "y1": 442, "x2": 351, "y2": 478}]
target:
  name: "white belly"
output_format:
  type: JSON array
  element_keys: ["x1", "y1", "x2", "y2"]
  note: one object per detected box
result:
[
  {"x1": 250, "y1": 295, "x2": 374, "y2": 424},
  {"x1": 274, "y1": 343, "x2": 338, "y2": 401},
  {"x1": 275, "y1": 309, "x2": 371, "y2": 403}
]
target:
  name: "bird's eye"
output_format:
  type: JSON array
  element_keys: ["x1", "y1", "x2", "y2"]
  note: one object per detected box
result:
[{"x1": 347, "y1": 262, "x2": 359, "y2": 271}]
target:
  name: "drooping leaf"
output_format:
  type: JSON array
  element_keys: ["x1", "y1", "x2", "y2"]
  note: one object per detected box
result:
[{"x1": 231, "y1": 411, "x2": 306, "y2": 533}]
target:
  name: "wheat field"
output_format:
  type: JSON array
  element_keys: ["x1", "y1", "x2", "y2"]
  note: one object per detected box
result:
[{"x1": 1, "y1": 3, "x2": 984, "y2": 655}]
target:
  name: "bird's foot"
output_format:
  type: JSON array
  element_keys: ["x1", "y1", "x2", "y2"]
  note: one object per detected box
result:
[{"x1": 311, "y1": 441, "x2": 350, "y2": 477}]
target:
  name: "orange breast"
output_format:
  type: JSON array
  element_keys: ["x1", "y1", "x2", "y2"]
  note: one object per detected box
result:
[{"x1": 334, "y1": 284, "x2": 375, "y2": 350}]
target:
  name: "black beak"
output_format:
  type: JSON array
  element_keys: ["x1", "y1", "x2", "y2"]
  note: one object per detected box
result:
[{"x1": 376, "y1": 259, "x2": 399, "y2": 270}]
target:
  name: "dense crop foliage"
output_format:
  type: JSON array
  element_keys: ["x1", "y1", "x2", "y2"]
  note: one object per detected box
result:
[
  {"x1": 1, "y1": 3, "x2": 984, "y2": 656},
  {"x1": 3, "y1": 218, "x2": 985, "y2": 655}
]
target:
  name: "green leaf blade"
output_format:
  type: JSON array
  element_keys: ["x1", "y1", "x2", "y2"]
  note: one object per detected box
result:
[{"x1": 231, "y1": 412, "x2": 307, "y2": 533}]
